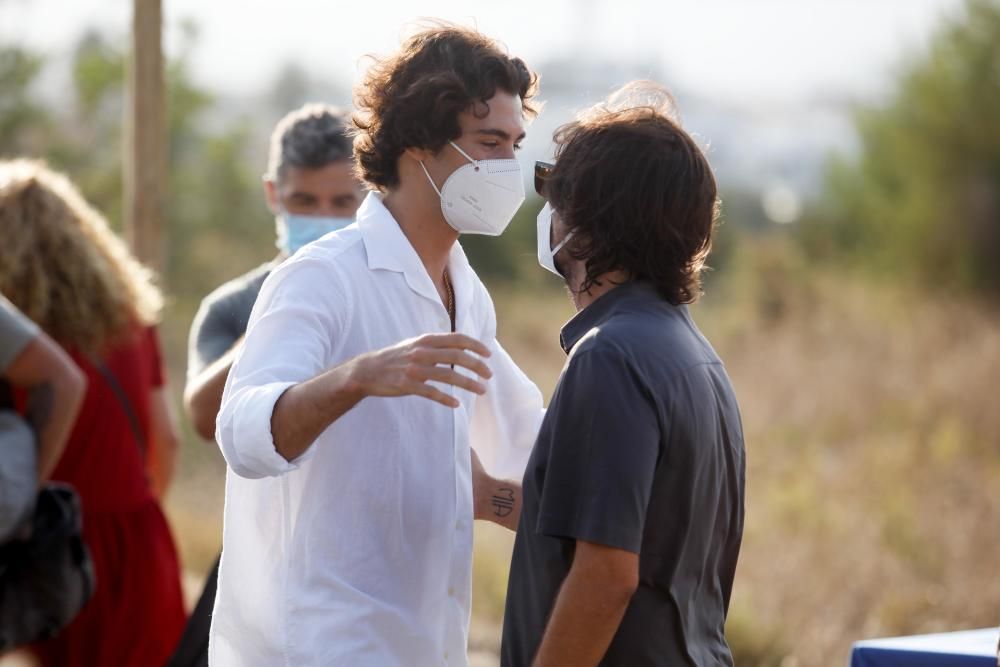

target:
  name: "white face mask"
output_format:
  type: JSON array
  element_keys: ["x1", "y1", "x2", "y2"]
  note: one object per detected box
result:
[
  {"x1": 419, "y1": 141, "x2": 525, "y2": 236},
  {"x1": 536, "y1": 202, "x2": 574, "y2": 277}
]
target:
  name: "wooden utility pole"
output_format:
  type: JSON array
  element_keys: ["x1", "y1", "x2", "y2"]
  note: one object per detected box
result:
[{"x1": 124, "y1": 0, "x2": 166, "y2": 276}]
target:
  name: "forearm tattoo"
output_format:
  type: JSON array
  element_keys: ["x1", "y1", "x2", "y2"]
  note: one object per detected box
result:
[
  {"x1": 26, "y1": 381, "x2": 54, "y2": 433},
  {"x1": 492, "y1": 487, "x2": 516, "y2": 518}
]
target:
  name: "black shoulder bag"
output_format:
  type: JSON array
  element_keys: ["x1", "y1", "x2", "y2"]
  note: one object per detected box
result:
[{"x1": 0, "y1": 380, "x2": 96, "y2": 651}]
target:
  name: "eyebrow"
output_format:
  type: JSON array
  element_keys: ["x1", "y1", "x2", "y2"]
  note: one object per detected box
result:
[{"x1": 476, "y1": 128, "x2": 527, "y2": 143}]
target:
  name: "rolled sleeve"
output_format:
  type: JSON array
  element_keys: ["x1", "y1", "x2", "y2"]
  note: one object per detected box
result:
[
  {"x1": 215, "y1": 380, "x2": 300, "y2": 479},
  {"x1": 216, "y1": 257, "x2": 347, "y2": 479},
  {"x1": 470, "y1": 338, "x2": 544, "y2": 481}
]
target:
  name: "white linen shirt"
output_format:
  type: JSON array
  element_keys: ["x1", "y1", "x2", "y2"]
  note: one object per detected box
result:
[{"x1": 210, "y1": 192, "x2": 544, "y2": 667}]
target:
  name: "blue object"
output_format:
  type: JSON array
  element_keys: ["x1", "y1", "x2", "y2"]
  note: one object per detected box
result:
[
  {"x1": 851, "y1": 628, "x2": 999, "y2": 667},
  {"x1": 275, "y1": 213, "x2": 354, "y2": 255}
]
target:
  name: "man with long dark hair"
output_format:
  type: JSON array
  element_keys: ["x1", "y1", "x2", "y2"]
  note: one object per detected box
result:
[{"x1": 501, "y1": 83, "x2": 746, "y2": 666}]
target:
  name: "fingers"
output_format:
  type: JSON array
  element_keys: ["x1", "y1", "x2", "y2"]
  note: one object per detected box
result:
[
  {"x1": 419, "y1": 333, "x2": 491, "y2": 358},
  {"x1": 358, "y1": 333, "x2": 494, "y2": 408},
  {"x1": 421, "y1": 366, "x2": 486, "y2": 395},
  {"x1": 410, "y1": 382, "x2": 460, "y2": 409},
  {"x1": 414, "y1": 349, "x2": 491, "y2": 379}
]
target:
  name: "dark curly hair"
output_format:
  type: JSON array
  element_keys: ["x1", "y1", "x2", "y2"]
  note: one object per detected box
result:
[
  {"x1": 544, "y1": 82, "x2": 720, "y2": 305},
  {"x1": 352, "y1": 23, "x2": 538, "y2": 190}
]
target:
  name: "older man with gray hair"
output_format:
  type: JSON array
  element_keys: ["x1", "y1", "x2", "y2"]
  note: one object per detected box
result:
[
  {"x1": 185, "y1": 103, "x2": 365, "y2": 442},
  {"x1": 169, "y1": 103, "x2": 365, "y2": 667}
]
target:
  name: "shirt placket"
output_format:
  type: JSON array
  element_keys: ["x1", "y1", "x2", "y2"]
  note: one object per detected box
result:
[
  {"x1": 440, "y1": 299, "x2": 473, "y2": 665},
  {"x1": 444, "y1": 403, "x2": 473, "y2": 665}
]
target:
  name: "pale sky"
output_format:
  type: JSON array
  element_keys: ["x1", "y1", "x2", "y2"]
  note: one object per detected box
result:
[
  {"x1": 0, "y1": 0, "x2": 974, "y2": 204},
  {"x1": 0, "y1": 0, "x2": 969, "y2": 105}
]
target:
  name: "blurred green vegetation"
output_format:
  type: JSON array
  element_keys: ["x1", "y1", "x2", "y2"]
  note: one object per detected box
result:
[
  {"x1": 800, "y1": 0, "x2": 1000, "y2": 297},
  {"x1": 1, "y1": 26, "x2": 276, "y2": 323}
]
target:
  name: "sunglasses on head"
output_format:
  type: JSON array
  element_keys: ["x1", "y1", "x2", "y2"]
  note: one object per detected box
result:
[{"x1": 534, "y1": 161, "x2": 554, "y2": 197}]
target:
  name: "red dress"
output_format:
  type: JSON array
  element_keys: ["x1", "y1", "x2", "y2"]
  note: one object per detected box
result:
[{"x1": 31, "y1": 326, "x2": 186, "y2": 666}]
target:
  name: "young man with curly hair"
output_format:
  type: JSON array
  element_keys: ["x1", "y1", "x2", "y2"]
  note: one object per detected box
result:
[
  {"x1": 500, "y1": 83, "x2": 746, "y2": 666},
  {"x1": 210, "y1": 25, "x2": 543, "y2": 666}
]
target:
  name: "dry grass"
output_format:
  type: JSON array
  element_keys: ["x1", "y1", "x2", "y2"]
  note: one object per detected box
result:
[
  {"x1": 703, "y1": 242, "x2": 1000, "y2": 665},
  {"x1": 157, "y1": 244, "x2": 1000, "y2": 666}
]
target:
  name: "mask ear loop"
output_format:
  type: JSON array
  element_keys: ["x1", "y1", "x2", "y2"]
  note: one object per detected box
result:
[
  {"x1": 419, "y1": 160, "x2": 445, "y2": 197},
  {"x1": 420, "y1": 140, "x2": 481, "y2": 198},
  {"x1": 546, "y1": 206, "x2": 574, "y2": 255},
  {"x1": 552, "y1": 231, "x2": 574, "y2": 255},
  {"x1": 449, "y1": 141, "x2": 480, "y2": 172}
]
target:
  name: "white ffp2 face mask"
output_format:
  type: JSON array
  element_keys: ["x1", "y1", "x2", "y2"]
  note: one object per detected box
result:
[
  {"x1": 420, "y1": 141, "x2": 525, "y2": 236},
  {"x1": 536, "y1": 202, "x2": 574, "y2": 277}
]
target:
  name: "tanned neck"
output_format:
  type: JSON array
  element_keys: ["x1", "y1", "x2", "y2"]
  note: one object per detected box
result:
[
  {"x1": 570, "y1": 269, "x2": 632, "y2": 312},
  {"x1": 382, "y1": 185, "x2": 458, "y2": 283}
]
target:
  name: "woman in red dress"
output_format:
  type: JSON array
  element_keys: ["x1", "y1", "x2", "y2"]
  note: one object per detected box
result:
[{"x1": 0, "y1": 159, "x2": 186, "y2": 666}]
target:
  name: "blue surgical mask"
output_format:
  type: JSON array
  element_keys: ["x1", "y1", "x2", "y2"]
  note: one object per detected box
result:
[{"x1": 276, "y1": 213, "x2": 354, "y2": 255}]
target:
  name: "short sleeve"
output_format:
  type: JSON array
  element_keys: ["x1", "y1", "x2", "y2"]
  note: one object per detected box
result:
[
  {"x1": 535, "y1": 344, "x2": 660, "y2": 553},
  {"x1": 187, "y1": 291, "x2": 241, "y2": 383},
  {"x1": 0, "y1": 295, "x2": 40, "y2": 372}
]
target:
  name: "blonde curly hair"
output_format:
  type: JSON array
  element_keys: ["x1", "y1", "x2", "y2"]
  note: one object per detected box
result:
[{"x1": 0, "y1": 159, "x2": 162, "y2": 357}]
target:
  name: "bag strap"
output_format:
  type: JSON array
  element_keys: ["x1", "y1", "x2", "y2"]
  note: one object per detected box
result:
[{"x1": 95, "y1": 362, "x2": 146, "y2": 459}]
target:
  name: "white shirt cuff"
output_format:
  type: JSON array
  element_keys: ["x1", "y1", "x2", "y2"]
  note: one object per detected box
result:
[{"x1": 217, "y1": 381, "x2": 305, "y2": 479}]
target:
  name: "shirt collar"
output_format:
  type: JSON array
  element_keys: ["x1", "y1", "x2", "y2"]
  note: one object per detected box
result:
[
  {"x1": 559, "y1": 280, "x2": 663, "y2": 353},
  {"x1": 357, "y1": 192, "x2": 476, "y2": 321}
]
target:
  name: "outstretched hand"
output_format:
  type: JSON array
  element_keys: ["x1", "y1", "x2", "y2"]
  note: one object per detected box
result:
[{"x1": 349, "y1": 333, "x2": 492, "y2": 408}]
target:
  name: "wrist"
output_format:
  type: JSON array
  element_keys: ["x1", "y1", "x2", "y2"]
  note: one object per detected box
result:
[
  {"x1": 473, "y1": 470, "x2": 493, "y2": 520},
  {"x1": 340, "y1": 354, "x2": 371, "y2": 402}
]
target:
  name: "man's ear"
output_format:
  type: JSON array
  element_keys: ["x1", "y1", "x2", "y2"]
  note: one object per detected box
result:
[{"x1": 263, "y1": 178, "x2": 279, "y2": 214}]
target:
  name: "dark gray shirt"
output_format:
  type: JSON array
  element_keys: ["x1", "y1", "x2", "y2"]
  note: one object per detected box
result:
[
  {"x1": 501, "y1": 281, "x2": 746, "y2": 667},
  {"x1": 187, "y1": 263, "x2": 272, "y2": 381}
]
